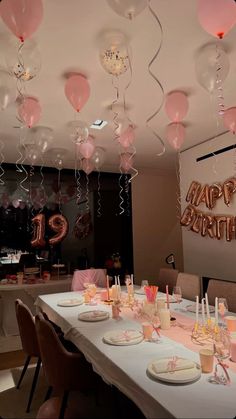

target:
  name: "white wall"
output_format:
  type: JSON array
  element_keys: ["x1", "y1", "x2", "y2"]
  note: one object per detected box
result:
[
  {"x1": 180, "y1": 131, "x2": 236, "y2": 281},
  {"x1": 132, "y1": 169, "x2": 183, "y2": 284}
]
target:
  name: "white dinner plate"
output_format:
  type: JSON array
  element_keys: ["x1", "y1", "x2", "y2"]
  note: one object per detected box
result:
[
  {"x1": 103, "y1": 329, "x2": 143, "y2": 346},
  {"x1": 185, "y1": 304, "x2": 215, "y2": 313},
  {"x1": 78, "y1": 310, "x2": 109, "y2": 322},
  {"x1": 147, "y1": 357, "x2": 201, "y2": 384},
  {"x1": 57, "y1": 298, "x2": 83, "y2": 307}
]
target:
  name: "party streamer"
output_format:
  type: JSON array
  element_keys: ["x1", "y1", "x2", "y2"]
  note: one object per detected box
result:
[
  {"x1": 118, "y1": 172, "x2": 125, "y2": 215},
  {"x1": 146, "y1": 1, "x2": 165, "y2": 156},
  {"x1": 124, "y1": 174, "x2": 130, "y2": 216},
  {"x1": 111, "y1": 76, "x2": 120, "y2": 143},
  {"x1": 85, "y1": 173, "x2": 90, "y2": 213},
  {"x1": 0, "y1": 140, "x2": 5, "y2": 186},
  {"x1": 97, "y1": 171, "x2": 102, "y2": 218}
]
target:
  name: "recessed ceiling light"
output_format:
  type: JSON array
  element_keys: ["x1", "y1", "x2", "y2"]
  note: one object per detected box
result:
[{"x1": 90, "y1": 120, "x2": 108, "y2": 130}]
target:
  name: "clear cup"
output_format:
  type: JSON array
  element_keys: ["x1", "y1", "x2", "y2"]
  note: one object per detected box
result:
[
  {"x1": 199, "y1": 348, "x2": 214, "y2": 373},
  {"x1": 142, "y1": 322, "x2": 153, "y2": 341}
]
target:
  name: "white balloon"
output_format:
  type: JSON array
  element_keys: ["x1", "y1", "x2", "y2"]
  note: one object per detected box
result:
[
  {"x1": 49, "y1": 148, "x2": 68, "y2": 170},
  {"x1": 5, "y1": 38, "x2": 41, "y2": 81},
  {"x1": 67, "y1": 120, "x2": 89, "y2": 144},
  {"x1": 27, "y1": 145, "x2": 41, "y2": 165},
  {"x1": 0, "y1": 70, "x2": 16, "y2": 110},
  {"x1": 195, "y1": 43, "x2": 230, "y2": 93},
  {"x1": 27, "y1": 126, "x2": 54, "y2": 153},
  {"x1": 107, "y1": 0, "x2": 147, "y2": 19},
  {"x1": 91, "y1": 147, "x2": 106, "y2": 170},
  {"x1": 99, "y1": 32, "x2": 130, "y2": 76}
]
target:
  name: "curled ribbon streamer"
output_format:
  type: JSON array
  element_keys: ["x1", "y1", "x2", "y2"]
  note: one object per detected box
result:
[
  {"x1": 76, "y1": 169, "x2": 82, "y2": 203},
  {"x1": 19, "y1": 145, "x2": 29, "y2": 193},
  {"x1": 97, "y1": 171, "x2": 102, "y2": 218},
  {"x1": 39, "y1": 156, "x2": 45, "y2": 213},
  {"x1": 16, "y1": 141, "x2": 23, "y2": 173},
  {"x1": 29, "y1": 165, "x2": 35, "y2": 236},
  {"x1": 123, "y1": 52, "x2": 134, "y2": 128},
  {"x1": 209, "y1": 92, "x2": 219, "y2": 177},
  {"x1": 215, "y1": 44, "x2": 225, "y2": 117},
  {"x1": 146, "y1": 1, "x2": 165, "y2": 157},
  {"x1": 0, "y1": 140, "x2": 5, "y2": 185},
  {"x1": 111, "y1": 76, "x2": 120, "y2": 143},
  {"x1": 175, "y1": 152, "x2": 182, "y2": 220},
  {"x1": 118, "y1": 172, "x2": 125, "y2": 215},
  {"x1": 57, "y1": 169, "x2": 62, "y2": 213},
  {"x1": 124, "y1": 174, "x2": 130, "y2": 216},
  {"x1": 85, "y1": 173, "x2": 90, "y2": 212}
]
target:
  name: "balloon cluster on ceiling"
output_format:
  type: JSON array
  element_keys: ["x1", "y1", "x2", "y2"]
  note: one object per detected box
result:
[{"x1": 0, "y1": 0, "x2": 236, "y2": 213}]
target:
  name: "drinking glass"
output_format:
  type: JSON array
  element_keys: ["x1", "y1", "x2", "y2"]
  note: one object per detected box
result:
[
  {"x1": 218, "y1": 298, "x2": 228, "y2": 327},
  {"x1": 172, "y1": 286, "x2": 182, "y2": 310},
  {"x1": 141, "y1": 280, "x2": 149, "y2": 289}
]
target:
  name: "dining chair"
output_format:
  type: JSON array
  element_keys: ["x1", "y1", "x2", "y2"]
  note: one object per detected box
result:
[
  {"x1": 15, "y1": 299, "x2": 42, "y2": 413},
  {"x1": 157, "y1": 268, "x2": 179, "y2": 293},
  {"x1": 176, "y1": 272, "x2": 201, "y2": 301},
  {"x1": 71, "y1": 268, "x2": 107, "y2": 291},
  {"x1": 35, "y1": 312, "x2": 98, "y2": 419},
  {"x1": 207, "y1": 279, "x2": 236, "y2": 313}
]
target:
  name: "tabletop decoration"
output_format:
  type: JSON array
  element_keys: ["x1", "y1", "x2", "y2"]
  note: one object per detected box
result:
[
  {"x1": 112, "y1": 299, "x2": 122, "y2": 319},
  {"x1": 105, "y1": 275, "x2": 113, "y2": 304},
  {"x1": 125, "y1": 274, "x2": 134, "y2": 305},
  {"x1": 144, "y1": 285, "x2": 158, "y2": 303}
]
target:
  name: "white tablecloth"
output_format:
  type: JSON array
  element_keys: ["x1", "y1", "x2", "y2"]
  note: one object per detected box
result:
[
  {"x1": 35, "y1": 290, "x2": 236, "y2": 419},
  {"x1": 0, "y1": 277, "x2": 72, "y2": 336}
]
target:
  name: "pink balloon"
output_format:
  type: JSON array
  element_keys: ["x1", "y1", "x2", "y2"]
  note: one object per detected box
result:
[
  {"x1": 81, "y1": 158, "x2": 94, "y2": 175},
  {"x1": 165, "y1": 91, "x2": 189, "y2": 122},
  {"x1": 197, "y1": 0, "x2": 236, "y2": 39},
  {"x1": 118, "y1": 126, "x2": 135, "y2": 148},
  {"x1": 65, "y1": 75, "x2": 90, "y2": 112},
  {"x1": 0, "y1": 0, "x2": 43, "y2": 42},
  {"x1": 120, "y1": 153, "x2": 133, "y2": 172},
  {"x1": 166, "y1": 122, "x2": 185, "y2": 151},
  {"x1": 78, "y1": 136, "x2": 95, "y2": 159},
  {"x1": 223, "y1": 107, "x2": 236, "y2": 134},
  {"x1": 18, "y1": 97, "x2": 42, "y2": 128}
]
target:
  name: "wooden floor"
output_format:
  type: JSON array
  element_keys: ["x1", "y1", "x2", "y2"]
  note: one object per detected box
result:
[{"x1": 0, "y1": 350, "x2": 36, "y2": 370}]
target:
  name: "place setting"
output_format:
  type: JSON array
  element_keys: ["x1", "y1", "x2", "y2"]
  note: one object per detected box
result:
[
  {"x1": 103, "y1": 329, "x2": 144, "y2": 346},
  {"x1": 57, "y1": 297, "x2": 84, "y2": 307},
  {"x1": 147, "y1": 356, "x2": 201, "y2": 384},
  {"x1": 78, "y1": 310, "x2": 110, "y2": 322}
]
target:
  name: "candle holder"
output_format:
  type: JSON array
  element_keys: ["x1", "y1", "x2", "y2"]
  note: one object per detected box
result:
[{"x1": 191, "y1": 322, "x2": 230, "y2": 349}]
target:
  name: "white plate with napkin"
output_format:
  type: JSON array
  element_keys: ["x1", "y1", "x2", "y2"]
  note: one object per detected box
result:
[
  {"x1": 103, "y1": 329, "x2": 143, "y2": 346},
  {"x1": 57, "y1": 298, "x2": 84, "y2": 307},
  {"x1": 78, "y1": 310, "x2": 109, "y2": 322},
  {"x1": 147, "y1": 357, "x2": 201, "y2": 384}
]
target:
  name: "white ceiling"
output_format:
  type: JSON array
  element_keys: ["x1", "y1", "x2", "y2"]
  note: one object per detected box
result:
[{"x1": 0, "y1": 0, "x2": 236, "y2": 174}]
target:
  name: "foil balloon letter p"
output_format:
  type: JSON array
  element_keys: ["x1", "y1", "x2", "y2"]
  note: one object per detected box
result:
[{"x1": 49, "y1": 214, "x2": 69, "y2": 246}]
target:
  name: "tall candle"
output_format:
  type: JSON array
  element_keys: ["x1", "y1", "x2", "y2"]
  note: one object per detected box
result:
[
  {"x1": 166, "y1": 285, "x2": 169, "y2": 309},
  {"x1": 201, "y1": 298, "x2": 205, "y2": 325},
  {"x1": 196, "y1": 295, "x2": 199, "y2": 324},
  {"x1": 215, "y1": 297, "x2": 218, "y2": 326},
  {"x1": 106, "y1": 275, "x2": 110, "y2": 300},
  {"x1": 205, "y1": 293, "x2": 210, "y2": 319}
]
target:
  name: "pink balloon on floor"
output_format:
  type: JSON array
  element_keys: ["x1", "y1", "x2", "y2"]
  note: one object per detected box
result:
[
  {"x1": 78, "y1": 136, "x2": 95, "y2": 159},
  {"x1": 0, "y1": 0, "x2": 44, "y2": 42},
  {"x1": 118, "y1": 125, "x2": 135, "y2": 148},
  {"x1": 120, "y1": 152, "x2": 133, "y2": 172},
  {"x1": 65, "y1": 75, "x2": 90, "y2": 112},
  {"x1": 223, "y1": 107, "x2": 236, "y2": 134},
  {"x1": 197, "y1": 0, "x2": 236, "y2": 39},
  {"x1": 165, "y1": 91, "x2": 189, "y2": 122},
  {"x1": 166, "y1": 122, "x2": 185, "y2": 151},
  {"x1": 18, "y1": 97, "x2": 42, "y2": 128}
]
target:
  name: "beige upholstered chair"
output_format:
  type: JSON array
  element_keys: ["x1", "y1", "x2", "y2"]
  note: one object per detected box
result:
[
  {"x1": 207, "y1": 279, "x2": 236, "y2": 313},
  {"x1": 176, "y1": 272, "x2": 201, "y2": 301},
  {"x1": 157, "y1": 268, "x2": 178, "y2": 294}
]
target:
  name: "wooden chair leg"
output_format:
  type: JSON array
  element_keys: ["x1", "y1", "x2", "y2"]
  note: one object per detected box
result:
[
  {"x1": 16, "y1": 355, "x2": 31, "y2": 389},
  {"x1": 44, "y1": 385, "x2": 53, "y2": 402},
  {"x1": 59, "y1": 391, "x2": 69, "y2": 419},
  {"x1": 26, "y1": 358, "x2": 41, "y2": 413}
]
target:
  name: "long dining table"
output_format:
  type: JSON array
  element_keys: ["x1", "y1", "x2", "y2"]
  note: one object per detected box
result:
[{"x1": 35, "y1": 288, "x2": 236, "y2": 419}]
